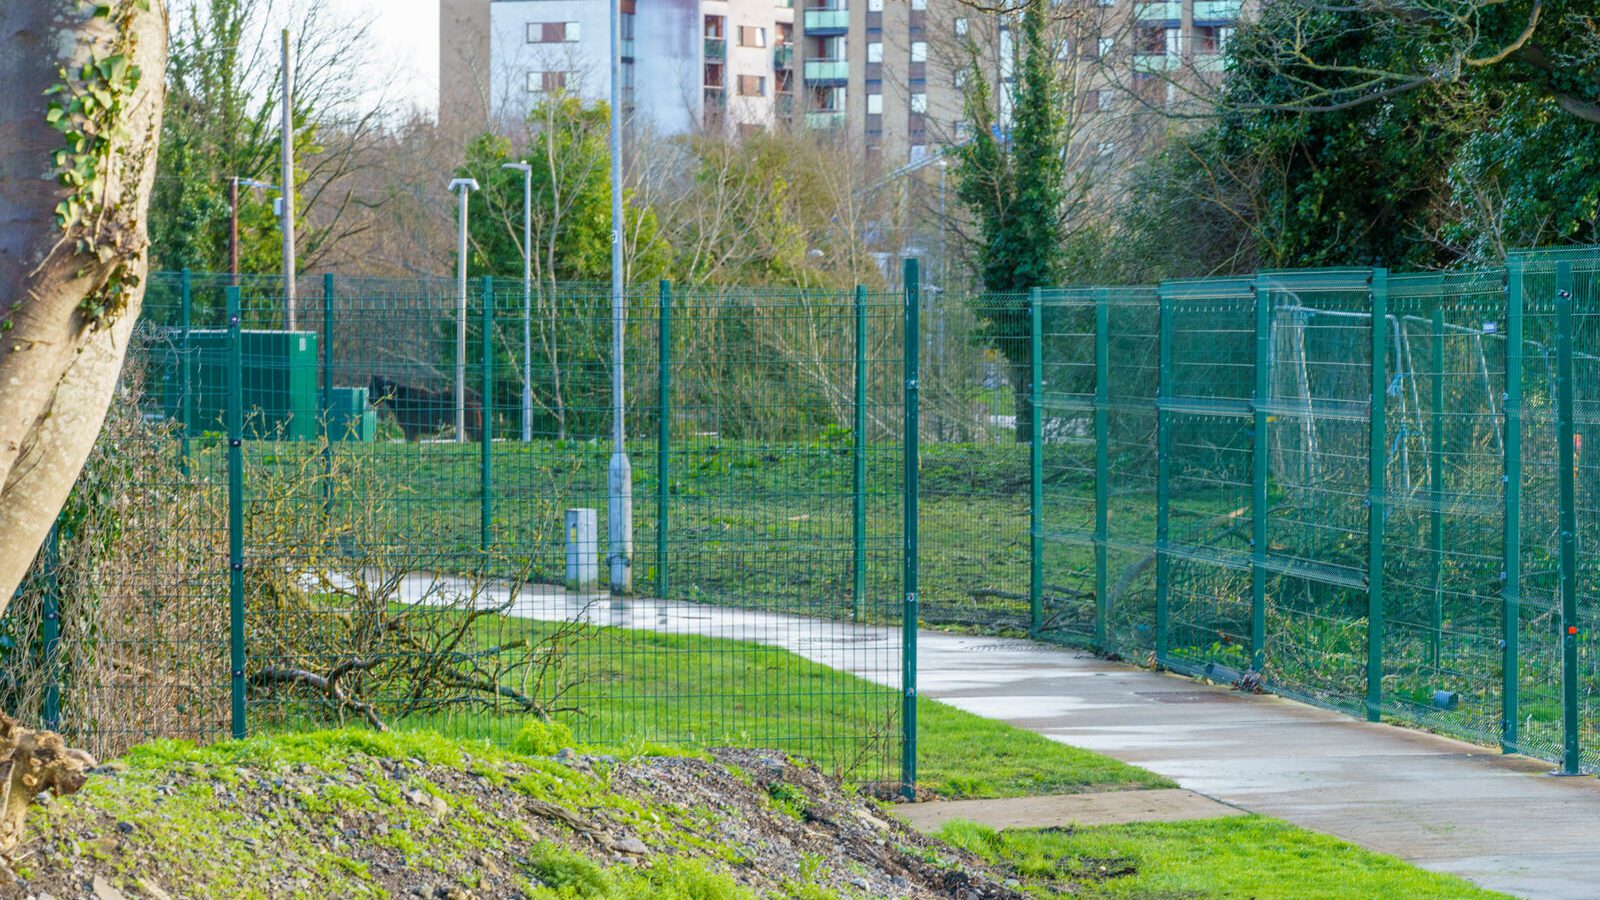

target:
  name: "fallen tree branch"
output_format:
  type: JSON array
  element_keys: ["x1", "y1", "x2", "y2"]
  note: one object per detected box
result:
[{"x1": 251, "y1": 662, "x2": 388, "y2": 732}]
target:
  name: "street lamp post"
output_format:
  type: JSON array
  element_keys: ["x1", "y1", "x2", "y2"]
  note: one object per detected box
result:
[
  {"x1": 501, "y1": 162, "x2": 534, "y2": 442},
  {"x1": 608, "y1": 0, "x2": 633, "y2": 593},
  {"x1": 449, "y1": 177, "x2": 480, "y2": 443}
]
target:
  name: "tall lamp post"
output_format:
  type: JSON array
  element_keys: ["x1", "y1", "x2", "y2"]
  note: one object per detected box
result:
[
  {"x1": 230, "y1": 177, "x2": 280, "y2": 285},
  {"x1": 607, "y1": 0, "x2": 633, "y2": 592},
  {"x1": 449, "y1": 177, "x2": 480, "y2": 443},
  {"x1": 501, "y1": 161, "x2": 534, "y2": 442}
]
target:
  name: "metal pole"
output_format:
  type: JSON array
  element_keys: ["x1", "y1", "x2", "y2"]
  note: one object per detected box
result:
[
  {"x1": 179, "y1": 268, "x2": 193, "y2": 473},
  {"x1": 482, "y1": 276, "x2": 495, "y2": 552},
  {"x1": 1029, "y1": 289, "x2": 1044, "y2": 635},
  {"x1": 901, "y1": 257, "x2": 920, "y2": 800},
  {"x1": 1555, "y1": 261, "x2": 1580, "y2": 774},
  {"x1": 607, "y1": 0, "x2": 633, "y2": 592},
  {"x1": 228, "y1": 178, "x2": 239, "y2": 285},
  {"x1": 41, "y1": 521, "x2": 60, "y2": 732},
  {"x1": 1367, "y1": 268, "x2": 1389, "y2": 724},
  {"x1": 657, "y1": 280, "x2": 671, "y2": 596},
  {"x1": 854, "y1": 285, "x2": 867, "y2": 623},
  {"x1": 1250, "y1": 278, "x2": 1269, "y2": 673},
  {"x1": 522, "y1": 166, "x2": 533, "y2": 442},
  {"x1": 280, "y1": 30, "x2": 296, "y2": 331},
  {"x1": 1094, "y1": 288, "x2": 1110, "y2": 650},
  {"x1": 226, "y1": 285, "x2": 246, "y2": 739},
  {"x1": 449, "y1": 178, "x2": 478, "y2": 442},
  {"x1": 321, "y1": 272, "x2": 334, "y2": 510},
  {"x1": 1429, "y1": 300, "x2": 1444, "y2": 672},
  {"x1": 1502, "y1": 256, "x2": 1524, "y2": 754},
  {"x1": 1156, "y1": 285, "x2": 1173, "y2": 665}
]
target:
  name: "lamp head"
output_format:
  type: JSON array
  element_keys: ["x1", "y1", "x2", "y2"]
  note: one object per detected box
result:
[
  {"x1": 501, "y1": 162, "x2": 533, "y2": 173},
  {"x1": 448, "y1": 177, "x2": 481, "y2": 194}
]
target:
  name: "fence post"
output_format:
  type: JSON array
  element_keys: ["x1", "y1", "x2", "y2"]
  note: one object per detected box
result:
[
  {"x1": 1029, "y1": 288, "x2": 1044, "y2": 635},
  {"x1": 1155, "y1": 285, "x2": 1172, "y2": 664},
  {"x1": 853, "y1": 284, "x2": 867, "y2": 623},
  {"x1": 1250, "y1": 277, "x2": 1269, "y2": 673},
  {"x1": 322, "y1": 272, "x2": 334, "y2": 509},
  {"x1": 1502, "y1": 256, "x2": 1524, "y2": 754},
  {"x1": 179, "y1": 268, "x2": 193, "y2": 474},
  {"x1": 1429, "y1": 298, "x2": 1444, "y2": 672},
  {"x1": 658, "y1": 280, "x2": 671, "y2": 597},
  {"x1": 41, "y1": 521, "x2": 61, "y2": 732},
  {"x1": 901, "y1": 257, "x2": 920, "y2": 799},
  {"x1": 226, "y1": 285, "x2": 246, "y2": 740},
  {"x1": 1093, "y1": 288, "x2": 1110, "y2": 650},
  {"x1": 1367, "y1": 268, "x2": 1389, "y2": 723},
  {"x1": 481, "y1": 276, "x2": 494, "y2": 553},
  {"x1": 1555, "y1": 260, "x2": 1580, "y2": 774}
]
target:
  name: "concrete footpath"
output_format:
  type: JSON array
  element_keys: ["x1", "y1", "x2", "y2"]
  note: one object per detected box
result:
[{"x1": 472, "y1": 586, "x2": 1600, "y2": 899}]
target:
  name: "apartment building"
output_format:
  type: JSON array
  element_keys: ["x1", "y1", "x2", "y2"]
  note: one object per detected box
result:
[
  {"x1": 440, "y1": 0, "x2": 797, "y2": 136},
  {"x1": 794, "y1": 0, "x2": 1244, "y2": 163}
]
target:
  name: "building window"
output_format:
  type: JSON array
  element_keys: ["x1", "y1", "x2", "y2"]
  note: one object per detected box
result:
[
  {"x1": 739, "y1": 26, "x2": 767, "y2": 47},
  {"x1": 868, "y1": 0, "x2": 884, "y2": 10},
  {"x1": 909, "y1": 92, "x2": 927, "y2": 114},
  {"x1": 910, "y1": 40, "x2": 927, "y2": 62},
  {"x1": 911, "y1": 0, "x2": 926, "y2": 8},
  {"x1": 704, "y1": 15, "x2": 724, "y2": 38},
  {"x1": 1056, "y1": 39, "x2": 1071, "y2": 60},
  {"x1": 1097, "y1": 140, "x2": 1117, "y2": 157},
  {"x1": 738, "y1": 74, "x2": 767, "y2": 96},
  {"x1": 529, "y1": 21, "x2": 580, "y2": 43},
  {"x1": 867, "y1": 92, "x2": 883, "y2": 114},
  {"x1": 1135, "y1": 25, "x2": 1164, "y2": 54},
  {"x1": 867, "y1": 41, "x2": 882, "y2": 63},
  {"x1": 1097, "y1": 36, "x2": 1114, "y2": 58},
  {"x1": 528, "y1": 70, "x2": 568, "y2": 93},
  {"x1": 954, "y1": 17, "x2": 968, "y2": 36},
  {"x1": 953, "y1": 69, "x2": 966, "y2": 88}
]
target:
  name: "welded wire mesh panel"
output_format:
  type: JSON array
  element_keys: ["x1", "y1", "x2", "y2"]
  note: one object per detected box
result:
[
  {"x1": 1036, "y1": 289, "x2": 1098, "y2": 642},
  {"x1": 1380, "y1": 270, "x2": 1507, "y2": 744},
  {"x1": 918, "y1": 291, "x2": 1032, "y2": 631},
  {"x1": 1102, "y1": 288, "x2": 1160, "y2": 658},
  {"x1": 1258, "y1": 270, "x2": 1377, "y2": 716},
  {"x1": 1161, "y1": 278, "x2": 1255, "y2": 676}
]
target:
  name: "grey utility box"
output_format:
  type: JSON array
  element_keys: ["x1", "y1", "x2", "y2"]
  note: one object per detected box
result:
[{"x1": 565, "y1": 508, "x2": 599, "y2": 591}]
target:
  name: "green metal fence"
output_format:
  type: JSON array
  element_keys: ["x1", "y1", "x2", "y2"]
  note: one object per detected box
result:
[{"x1": 11, "y1": 245, "x2": 1600, "y2": 781}]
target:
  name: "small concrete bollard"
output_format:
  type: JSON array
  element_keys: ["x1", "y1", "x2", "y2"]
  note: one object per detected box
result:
[{"x1": 565, "y1": 508, "x2": 599, "y2": 591}]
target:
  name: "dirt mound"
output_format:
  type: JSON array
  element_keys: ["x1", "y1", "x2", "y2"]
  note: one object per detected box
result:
[{"x1": 0, "y1": 732, "x2": 1026, "y2": 899}]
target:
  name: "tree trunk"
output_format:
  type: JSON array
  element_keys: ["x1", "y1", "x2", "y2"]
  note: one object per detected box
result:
[
  {"x1": 1009, "y1": 357, "x2": 1034, "y2": 444},
  {"x1": 0, "y1": 0, "x2": 168, "y2": 608}
]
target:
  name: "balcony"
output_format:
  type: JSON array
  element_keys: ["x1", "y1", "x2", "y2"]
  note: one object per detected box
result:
[
  {"x1": 1134, "y1": 1, "x2": 1181, "y2": 21},
  {"x1": 776, "y1": 93, "x2": 795, "y2": 116},
  {"x1": 705, "y1": 37, "x2": 726, "y2": 58},
  {"x1": 803, "y1": 58, "x2": 849, "y2": 81},
  {"x1": 1193, "y1": 0, "x2": 1241, "y2": 22},
  {"x1": 802, "y1": 8, "x2": 848, "y2": 33},
  {"x1": 704, "y1": 86, "x2": 727, "y2": 107},
  {"x1": 805, "y1": 110, "x2": 846, "y2": 129},
  {"x1": 774, "y1": 45, "x2": 794, "y2": 68}
]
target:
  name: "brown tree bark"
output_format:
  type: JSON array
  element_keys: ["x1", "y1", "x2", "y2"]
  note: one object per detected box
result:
[{"x1": 0, "y1": 0, "x2": 167, "y2": 608}]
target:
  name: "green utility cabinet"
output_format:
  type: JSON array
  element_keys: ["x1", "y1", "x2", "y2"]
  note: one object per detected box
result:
[
  {"x1": 327, "y1": 386, "x2": 376, "y2": 442},
  {"x1": 163, "y1": 329, "x2": 319, "y2": 440}
]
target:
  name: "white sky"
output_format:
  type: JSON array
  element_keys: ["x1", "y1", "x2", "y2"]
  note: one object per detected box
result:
[{"x1": 339, "y1": 0, "x2": 440, "y2": 117}]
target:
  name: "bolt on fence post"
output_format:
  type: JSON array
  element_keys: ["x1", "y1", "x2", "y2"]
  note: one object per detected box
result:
[
  {"x1": 1367, "y1": 268, "x2": 1389, "y2": 724},
  {"x1": 41, "y1": 521, "x2": 60, "y2": 732},
  {"x1": 1555, "y1": 260, "x2": 1581, "y2": 774},
  {"x1": 1502, "y1": 256, "x2": 1525, "y2": 754},
  {"x1": 1030, "y1": 288, "x2": 1044, "y2": 636},
  {"x1": 322, "y1": 272, "x2": 334, "y2": 511},
  {"x1": 1429, "y1": 298, "x2": 1444, "y2": 672},
  {"x1": 901, "y1": 257, "x2": 920, "y2": 800},
  {"x1": 1155, "y1": 285, "x2": 1173, "y2": 665},
  {"x1": 1093, "y1": 288, "x2": 1110, "y2": 650},
  {"x1": 481, "y1": 276, "x2": 495, "y2": 553},
  {"x1": 179, "y1": 268, "x2": 193, "y2": 474},
  {"x1": 1250, "y1": 278, "x2": 1269, "y2": 673},
  {"x1": 226, "y1": 285, "x2": 246, "y2": 740},
  {"x1": 658, "y1": 280, "x2": 671, "y2": 597},
  {"x1": 853, "y1": 284, "x2": 867, "y2": 623}
]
